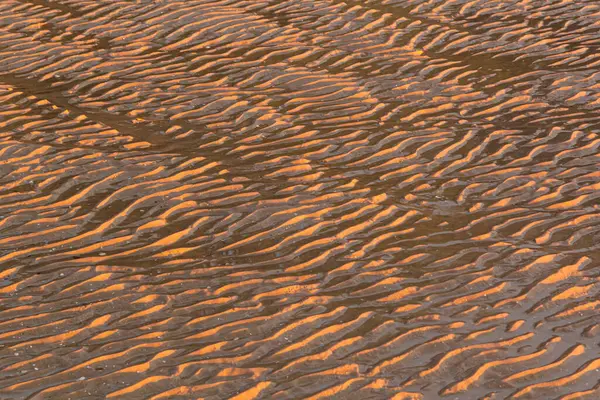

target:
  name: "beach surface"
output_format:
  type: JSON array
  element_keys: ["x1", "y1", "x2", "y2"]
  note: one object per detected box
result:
[{"x1": 1, "y1": 1, "x2": 600, "y2": 399}]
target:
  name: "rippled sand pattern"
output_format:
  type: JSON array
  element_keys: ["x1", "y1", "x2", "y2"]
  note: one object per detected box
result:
[{"x1": 2, "y1": 0, "x2": 600, "y2": 399}]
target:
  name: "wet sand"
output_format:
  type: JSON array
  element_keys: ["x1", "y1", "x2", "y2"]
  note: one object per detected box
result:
[{"x1": 1, "y1": 0, "x2": 600, "y2": 399}]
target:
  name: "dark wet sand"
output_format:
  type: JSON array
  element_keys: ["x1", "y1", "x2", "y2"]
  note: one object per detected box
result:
[{"x1": 1, "y1": 0, "x2": 600, "y2": 399}]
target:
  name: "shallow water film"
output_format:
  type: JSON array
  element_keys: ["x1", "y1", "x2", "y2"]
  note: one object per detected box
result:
[{"x1": 2, "y1": 0, "x2": 600, "y2": 399}]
